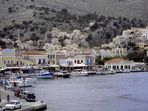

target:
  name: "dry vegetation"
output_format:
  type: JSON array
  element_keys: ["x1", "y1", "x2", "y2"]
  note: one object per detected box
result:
[{"x1": 0, "y1": 0, "x2": 147, "y2": 48}]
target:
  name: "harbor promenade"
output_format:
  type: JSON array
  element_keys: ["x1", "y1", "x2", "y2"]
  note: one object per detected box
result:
[{"x1": 0, "y1": 86, "x2": 47, "y2": 111}]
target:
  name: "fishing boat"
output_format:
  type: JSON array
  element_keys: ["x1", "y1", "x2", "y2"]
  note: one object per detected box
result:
[{"x1": 29, "y1": 70, "x2": 54, "y2": 79}]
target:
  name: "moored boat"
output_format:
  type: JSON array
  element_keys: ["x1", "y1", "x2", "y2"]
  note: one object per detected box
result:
[
  {"x1": 96, "y1": 68, "x2": 116, "y2": 75},
  {"x1": 29, "y1": 70, "x2": 54, "y2": 79},
  {"x1": 54, "y1": 71, "x2": 71, "y2": 78},
  {"x1": 3, "y1": 78, "x2": 33, "y2": 90},
  {"x1": 71, "y1": 69, "x2": 88, "y2": 76}
]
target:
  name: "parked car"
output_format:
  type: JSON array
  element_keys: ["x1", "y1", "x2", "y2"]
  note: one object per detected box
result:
[
  {"x1": 0, "y1": 106, "x2": 5, "y2": 111},
  {"x1": 25, "y1": 93, "x2": 36, "y2": 102},
  {"x1": 19, "y1": 91, "x2": 30, "y2": 99},
  {"x1": 19, "y1": 91, "x2": 36, "y2": 102},
  {"x1": 5, "y1": 100, "x2": 22, "y2": 110}
]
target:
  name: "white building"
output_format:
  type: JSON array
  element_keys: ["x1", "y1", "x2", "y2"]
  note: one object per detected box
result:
[
  {"x1": 112, "y1": 47, "x2": 127, "y2": 57},
  {"x1": 141, "y1": 27, "x2": 148, "y2": 40},
  {"x1": 59, "y1": 57, "x2": 87, "y2": 70},
  {"x1": 100, "y1": 49, "x2": 112, "y2": 59},
  {"x1": 105, "y1": 58, "x2": 145, "y2": 71}
]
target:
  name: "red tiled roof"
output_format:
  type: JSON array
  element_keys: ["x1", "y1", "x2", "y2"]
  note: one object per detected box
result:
[{"x1": 105, "y1": 58, "x2": 129, "y2": 64}]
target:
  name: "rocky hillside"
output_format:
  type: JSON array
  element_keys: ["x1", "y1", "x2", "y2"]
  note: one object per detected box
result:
[
  {"x1": 0, "y1": 0, "x2": 147, "y2": 48},
  {"x1": 1, "y1": 0, "x2": 148, "y2": 27}
]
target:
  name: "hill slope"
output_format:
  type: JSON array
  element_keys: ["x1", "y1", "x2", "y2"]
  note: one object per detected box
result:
[
  {"x1": 0, "y1": 0, "x2": 148, "y2": 26},
  {"x1": 36, "y1": 0, "x2": 147, "y2": 18},
  {"x1": 0, "y1": 0, "x2": 147, "y2": 48}
]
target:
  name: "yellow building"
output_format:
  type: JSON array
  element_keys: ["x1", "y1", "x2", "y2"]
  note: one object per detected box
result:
[
  {"x1": 23, "y1": 50, "x2": 48, "y2": 67},
  {"x1": 1, "y1": 48, "x2": 16, "y2": 68}
]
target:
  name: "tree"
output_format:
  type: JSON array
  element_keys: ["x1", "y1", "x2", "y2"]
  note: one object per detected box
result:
[
  {"x1": 90, "y1": 22, "x2": 99, "y2": 31},
  {"x1": 61, "y1": 8, "x2": 68, "y2": 14},
  {"x1": 0, "y1": 30, "x2": 6, "y2": 37},
  {"x1": 144, "y1": 56, "x2": 148, "y2": 65},
  {"x1": 127, "y1": 52, "x2": 145, "y2": 62},
  {"x1": 0, "y1": 40, "x2": 6, "y2": 48},
  {"x1": 8, "y1": 7, "x2": 13, "y2": 13},
  {"x1": 128, "y1": 42, "x2": 136, "y2": 47},
  {"x1": 106, "y1": 32, "x2": 111, "y2": 39},
  {"x1": 30, "y1": 27, "x2": 35, "y2": 32},
  {"x1": 95, "y1": 56, "x2": 104, "y2": 65},
  {"x1": 40, "y1": 27, "x2": 47, "y2": 34},
  {"x1": 8, "y1": 34, "x2": 14, "y2": 39},
  {"x1": 30, "y1": 33, "x2": 40, "y2": 41}
]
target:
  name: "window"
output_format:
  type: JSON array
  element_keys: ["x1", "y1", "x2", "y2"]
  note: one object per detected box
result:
[
  {"x1": 78, "y1": 60, "x2": 80, "y2": 64},
  {"x1": 113, "y1": 66, "x2": 116, "y2": 69},
  {"x1": 20, "y1": 61, "x2": 22, "y2": 65},
  {"x1": 121, "y1": 65, "x2": 123, "y2": 69},
  {"x1": 38, "y1": 59, "x2": 41, "y2": 64},
  {"x1": 16, "y1": 61, "x2": 19, "y2": 65},
  {"x1": 43, "y1": 59, "x2": 45, "y2": 64},
  {"x1": 53, "y1": 55, "x2": 55, "y2": 59},
  {"x1": 50, "y1": 55, "x2": 52, "y2": 59},
  {"x1": 75, "y1": 60, "x2": 76, "y2": 63}
]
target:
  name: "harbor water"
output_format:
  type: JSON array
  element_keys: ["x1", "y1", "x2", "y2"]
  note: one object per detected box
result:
[{"x1": 32, "y1": 72, "x2": 148, "y2": 111}]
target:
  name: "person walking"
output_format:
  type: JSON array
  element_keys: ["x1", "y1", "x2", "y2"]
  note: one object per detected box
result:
[{"x1": 7, "y1": 94, "x2": 10, "y2": 102}]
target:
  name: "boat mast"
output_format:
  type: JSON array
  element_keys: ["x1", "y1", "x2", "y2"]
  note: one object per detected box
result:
[{"x1": 18, "y1": 29, "x2": 21, "y2": 74}]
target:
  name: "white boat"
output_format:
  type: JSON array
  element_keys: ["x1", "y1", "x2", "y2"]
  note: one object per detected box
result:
[
  {"x1": 122, "y1": 69, "x2": 131, "y2": 73},
  {"x1": 17, "y1": 81, "x2": 32, "y2": 88},
  {"x1": 131, "y1": 68, "x2": 143, "y2": 72},
  {"x1": 96, "y1": 68, "x2": 105, "y2": 75},
  {"x1": 104, "y1": 69, "x2": 116, "y2": 74},
  {"x1": 96, "y1": 68, "x2": 116, "y2": 75},
  {"x1": 71, "y1": 69, "x2": 88, "y2": 76},
  {"x1": 54, "y1": 71, "x2": 71, "y2": 78},
  {"x1": 24, "y1": 77, "x2": 37, "y2": 84},
  {"x1": 116, "y1": 69, "x2": 123, "y2": 73},
  {"x1": 3, "y1": 76, "x2": 33, "y2": 89},
  {"x1": 3, "y1": 79, "x2": 32, "y2": 89}
]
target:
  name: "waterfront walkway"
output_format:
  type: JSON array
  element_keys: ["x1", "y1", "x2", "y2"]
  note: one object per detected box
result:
[{"x1": 0, "y1": 86, "x2": 47, "y2": 111}]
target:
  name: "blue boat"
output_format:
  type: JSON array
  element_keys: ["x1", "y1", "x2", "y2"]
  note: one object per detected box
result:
[{"x1": 29, "y1": 70, "x2": 54, "y2": 79}]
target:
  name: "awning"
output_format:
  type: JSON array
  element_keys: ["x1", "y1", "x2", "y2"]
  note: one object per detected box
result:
[
  {"x1": 49, "y1": 64, "x2": 59, "y2": 67},
  {"x1": 60, "y1": 64, "x2": 87, "y2": 67},
  {"x1": 72, "y1": 64, "x2": 87, "y2": 67}
]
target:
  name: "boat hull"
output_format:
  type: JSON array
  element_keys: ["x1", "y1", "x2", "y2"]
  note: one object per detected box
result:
[{"x1": 29, "y1": 73, "x2": 54, "y2": 79}]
